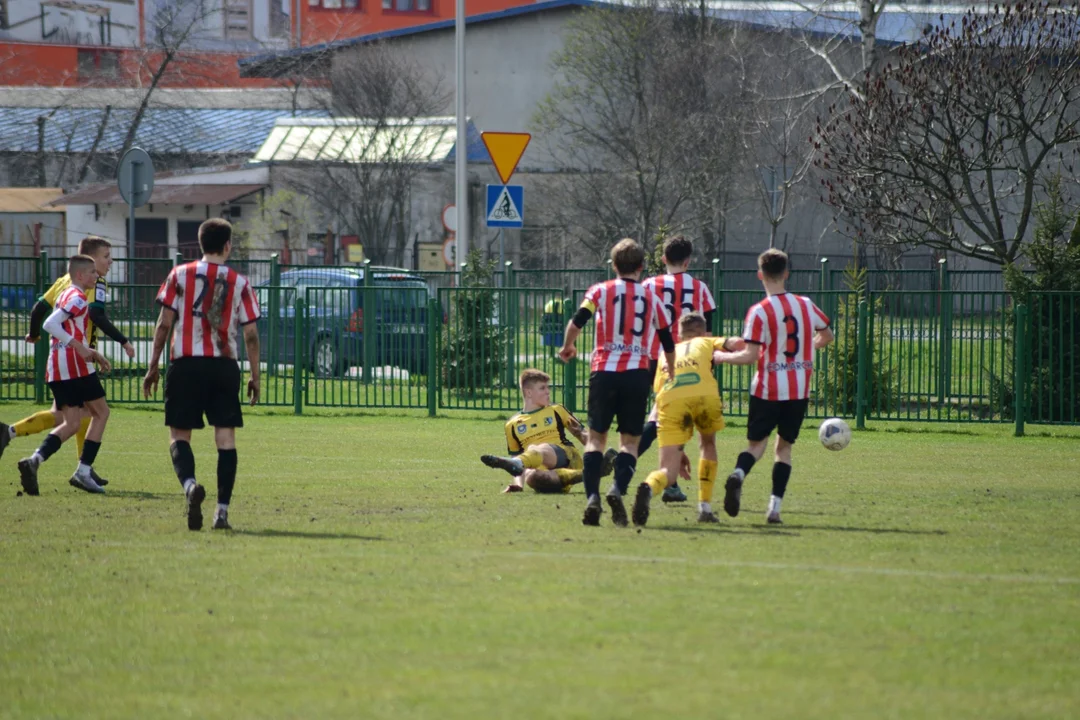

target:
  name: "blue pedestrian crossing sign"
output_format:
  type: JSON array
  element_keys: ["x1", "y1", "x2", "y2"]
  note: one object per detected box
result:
[{"x1": 486, "y1": 184, "x2": 524, "y2": 228}]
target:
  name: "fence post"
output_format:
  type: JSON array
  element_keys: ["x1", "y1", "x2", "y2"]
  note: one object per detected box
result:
[
  {"x1": 1013, "y1": 303, "x2": 1027, "y2": 437},
  {"x1": 564, "y1": 356, "x2": 577, "y2": 414},
  {"x1": 710, "y1": 258, "x2": 722, "y2": 335},
  {"x1": 293, "y1": 298, "x2": 305, "y2": 415},
  {"x1": 268, "y1": 253, "x2": 280, "y2": 378},
  {"x1": 856, "y1": 300, "x2": 868, "y2": 430},
  {"x1": 503, "y1": 261, "x2": 515, "y2": 389},
  {"x1": 937, "y1": 258, "x2": 952, "y2": 406},
  {"x1": 362, "y1": 260, "x2": 374, "y2": 384},
  {"x1": 427, "y1": 298, "x2": 438, "y2": 417},
  {"x1": 819, "y1": 257, "x2": 829, "y2": 292},
  {"x1": 173, "y1": 251, "x2": 183, "y2": 268},
  {"x1": 34, "y1": 250, "x2": 48, "y2": 403}
]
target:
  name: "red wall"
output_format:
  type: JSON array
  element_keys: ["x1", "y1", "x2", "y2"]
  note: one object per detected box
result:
[{"x1": 0, "y1": 0, "x2": 533, "y2": 89}]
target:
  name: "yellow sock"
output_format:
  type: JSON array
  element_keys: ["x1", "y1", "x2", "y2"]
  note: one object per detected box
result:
[
  {"x1": 13, "y1": 410, "x2": 56, "y2": 437},
  {"x1": 646, "y1": 470, "x2": 667, "y2": 497},
  {"x1": 698, "y1": 459, "x2": 718, "y2": 504},
  {"x1": 75, "y1": 416, "x2": 91, "y2": 458},
  {"x1": 555, "y1": 468, "x2": 582, "y2": 487},
  {"x1": 518, "y1": 448, "x2": 544, "y2": 469}
]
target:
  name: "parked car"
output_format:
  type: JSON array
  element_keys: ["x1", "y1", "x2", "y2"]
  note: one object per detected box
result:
[{"x1": 256, "y1": 267, "x2": 433, "y2": 378}]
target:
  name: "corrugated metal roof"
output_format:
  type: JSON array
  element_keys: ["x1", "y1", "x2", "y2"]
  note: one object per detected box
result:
[
  {"x1": 0, "y1": 107, "x2": 330, "y2": 155},
  {"x1": 254, "y1": 117, "x2": 491, "y2": 165},
  {"x1": 50, "y1": 183, "x2": 266, "y2": 207},
  {"x1": 0, "y1": 188, "x2": 65, "y2": 212}
]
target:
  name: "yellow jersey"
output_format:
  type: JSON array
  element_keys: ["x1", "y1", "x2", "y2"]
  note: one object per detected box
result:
[
  {"x1": 42, "y1": 274, "x2": 108, "y2": 349},
  {"x1": 504, "y1": 404, "x2": 581, "y2": 455},
  {"x1": 653, "y1": 336, "x2": 731, "y2": 402}
]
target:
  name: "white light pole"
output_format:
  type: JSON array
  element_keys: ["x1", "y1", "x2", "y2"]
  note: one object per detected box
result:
[{"x1": 455, "y1": 0, "x2": 469, "y2": 263}]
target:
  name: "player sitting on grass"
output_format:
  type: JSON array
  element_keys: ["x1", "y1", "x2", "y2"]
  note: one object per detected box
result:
[
  {"x1": 16, "y1": 255, "x2": 113, "y2": 495},
  {"x1": 0, "y1": 237, "x2": 134, "y2": 485},
  {"x1": 480, "y1": 369, "x2": 613, "y2": 493},
  {"x1": 631, "y1": 312, "x2": 743, "y2": 527}
]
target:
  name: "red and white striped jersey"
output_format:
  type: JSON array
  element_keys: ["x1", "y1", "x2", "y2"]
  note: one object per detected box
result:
[
  {"x1": 643, "y1": 272, "x2": 716, "y2": 359},
  {"x1": 47, "y1": 286, "x2": 94, "y2": 382},
  {"x1": 580, "y1": 279, "x2": 671, "y2": 372},
  {"x1": 743, "y1": 292, "x2": 830, "y2": 401},
  {"x1": 156, "y1": 261, "x2": 261, "y2": 361}
]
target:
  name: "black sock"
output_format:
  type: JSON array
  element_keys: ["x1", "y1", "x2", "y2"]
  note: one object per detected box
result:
[
  {"x1": 614, "y1": 452, "x2": 637, "y2": 495},
  {"x1": 582, "y1": 451, "x2": 603, "y2": 499},
  {"x1": 735, "y1": 451, "x2": 757, "y2": 477},
  {"x1": 170, "y1": 440, "x2": 196, "y2": 488},
  {"x1": 637, "y1": 421, "x2": 657, "y2": 457},
  {"x1": 772, "y1": 462, "x2": 792, "y2": 498},
  {"x1": 80, "y1": 439, "x2": 101, "y2": 467},
  {"x1": 217, "y1": 449, "x2": 238, "y2": 506},
  {"x1": 36, "y1": 433, "x2": 63, "y2": 462}
]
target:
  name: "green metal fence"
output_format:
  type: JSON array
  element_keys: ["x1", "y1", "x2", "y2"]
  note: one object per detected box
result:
[{"x1": 1, "y1": 252, "x2": 1074, "y2": 432}]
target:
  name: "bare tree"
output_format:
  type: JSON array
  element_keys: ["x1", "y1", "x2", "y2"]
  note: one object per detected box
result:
[
  {"x1": 533, "y1": 0, "x2": 749, "y2": 260},
  {"x1": 813, "y1": 2, "x2": 1080, "y2": 266},
  {"x1": 307, "y1": 42, "x2": 449, "y2": 265}
]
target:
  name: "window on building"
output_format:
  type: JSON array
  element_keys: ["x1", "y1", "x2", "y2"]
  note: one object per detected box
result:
[
  {"x1": 224, "y1": 0, "x2": 252, "y2": 39},
  {"x1": 270, "y1": 0, "x2": 290, "y2": 37},
  {"x1": 382, "y1": 0, "x2": 431, "y2": 11},
  {"x1": 77, "y1": 49, "x2": 120, "y2": 80},
  {"x1": 309, "y1": 0, "x2": 359, "y2": 9}
]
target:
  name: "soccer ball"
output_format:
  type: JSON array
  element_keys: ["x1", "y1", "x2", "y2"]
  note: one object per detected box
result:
[{"x1": 818, "y1": 418, "x2": 851, "y2": 451}]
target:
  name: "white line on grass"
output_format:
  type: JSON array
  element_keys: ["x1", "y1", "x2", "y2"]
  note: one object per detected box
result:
[{"x1": 482, "y1": 551, "x2": 1080, "y2": 585}]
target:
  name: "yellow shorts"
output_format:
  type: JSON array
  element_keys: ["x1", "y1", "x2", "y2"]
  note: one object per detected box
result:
[
  {"x1": 656, "y1": 395, "x2": 725, "y2": 448},
  {"x1": 561, "y1": 445, "x2": 583, "y2": 471}
]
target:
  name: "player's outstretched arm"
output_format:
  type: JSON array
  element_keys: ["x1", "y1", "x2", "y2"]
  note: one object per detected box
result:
[
  {"x1": 243, "y1": 323, "x2": 261, "y2": 405},
  {"x1": 26, "y1": 300, "x2": 51, "y2": 343},
  {"x1": 143, "y1": 306, "x2": 175, "y2": 398},
  {"x1": 714, "y1": 343, "x2": 761, "y2": 366},
  {"x1": 813, "y1": 326, "x2": 835, "y2": 349}
]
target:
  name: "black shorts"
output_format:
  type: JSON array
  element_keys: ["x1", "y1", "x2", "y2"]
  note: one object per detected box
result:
[
  {"x1": 164, "y1": 357, "x2": 243, "y2": 430},
  {"x1": 747, "y1": 396, "x2": 809, "y2": 444},
  {"x1": 49, "y1": 374, "x2": 105, "y2": 409},
  {"x1": 587, "y1": 369, "x2": 651, "y2": 436},
  {"x1": 551, "y1": 445, "x2": 569, "y2": 469}
]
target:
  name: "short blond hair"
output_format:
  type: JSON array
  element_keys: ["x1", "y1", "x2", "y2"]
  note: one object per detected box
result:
[
  {"x1": 610, "y1": 238, "x2": 645, "y2": 275},
  {"x1": 68, "y1": 254, "x2": 97, "y2": 275},
  {"x1": 519, "y1": 368, "x2": 550, "y2": 393},
  {"x1": 77, "y1": 236, "x2": 111, "y2": 257},
  {"x1": 679, "y1": 311, "x2": 708, "y2": 338}
]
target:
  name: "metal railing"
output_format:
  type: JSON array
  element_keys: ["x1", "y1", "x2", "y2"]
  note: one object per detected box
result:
[{"x1": 1, "y1": 252, "x2": 1073, "y2": 432}]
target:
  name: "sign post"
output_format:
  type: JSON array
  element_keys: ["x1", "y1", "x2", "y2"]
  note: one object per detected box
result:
[
  {"x1": 117, "y1": 147, "x2": 155, "y2": 282},
  {"x1": 481, "y1": 132, "x2": 531, "y2": 283}
]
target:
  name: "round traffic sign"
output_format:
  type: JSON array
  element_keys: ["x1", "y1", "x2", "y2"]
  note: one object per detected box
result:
[
  {"x1": 117, "y1": 147, "x2": 155, "y2": 208},
  {"x1": 441, "y1": 236, "x2": 456, "y2": 267},
  {"x1": 442, "y1": 204, "x2": 457, "y2": 233}
]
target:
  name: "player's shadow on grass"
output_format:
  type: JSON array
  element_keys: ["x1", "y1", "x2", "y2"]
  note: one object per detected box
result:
[
  {"x1": 776, "y1": 524, "x2": 947, "y2": 536},
  {"x1": 105, "y1": 490, "x2": 173, "y2": 501},
  {"x1": 235, "y1": 529, "x2": 385, "y2": 542},
  {"x1": 651, "y1": 525, "x2": 801, "y2": 538}
]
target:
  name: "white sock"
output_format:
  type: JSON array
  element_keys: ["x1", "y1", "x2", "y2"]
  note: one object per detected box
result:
[
  {"x1": 7, "y1": 425, "x2": 15, "y2": 439},
  {"x1": 30, "y1": 452, "x2": 44, "y2": 467},
  {"x1": 732, "y1": 468, "x2": 745, "y2": 481},
  {"x1": 216, "y1": 503, "x2": 228, "y2": 515},
  {"x1": 182, "y1": 479, "x2": 196, "y2": 494},
  {"x1": 76, "y1": 463, "x2": 92, "y2": 479},
  {"x1": 699, "y1": 501, "x2": 712, "y2": 514},
  {"x1": 769, "y1": 495, "x2": 782, "y2": 514}
]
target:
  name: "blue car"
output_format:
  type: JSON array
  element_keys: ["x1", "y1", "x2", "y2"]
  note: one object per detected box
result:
[{"x1": 256, "y1": 267, "x2": 433, "y2": 377}]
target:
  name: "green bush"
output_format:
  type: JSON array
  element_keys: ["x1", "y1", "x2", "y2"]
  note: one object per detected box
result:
[
  {"x1": 818, "y1": 265, "x2": 895, "y2": 415},
  {"x1": 995, "y1": 174, "x2": 1080, "y2": 422},
  {"x1": 441, "y1": 251, "x2": 507, "y2": 391}
]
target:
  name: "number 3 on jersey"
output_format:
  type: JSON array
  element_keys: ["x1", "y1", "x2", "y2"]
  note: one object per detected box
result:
[
  {"x1": 782, "y1": 314, "x2": 800, "y2": 358},
  {"x1": 612, "y1": 292, "x2": 647, "y2": 336}
]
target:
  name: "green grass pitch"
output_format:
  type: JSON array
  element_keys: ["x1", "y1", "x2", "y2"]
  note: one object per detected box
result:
[{"x1": 1, "y1": 401, "x2": 1079, "y2": 719}]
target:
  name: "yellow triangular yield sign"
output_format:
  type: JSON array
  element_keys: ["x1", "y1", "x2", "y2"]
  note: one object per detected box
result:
[{"x1": 482, "y1": 132, "x2": 531, "y2": 185}]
